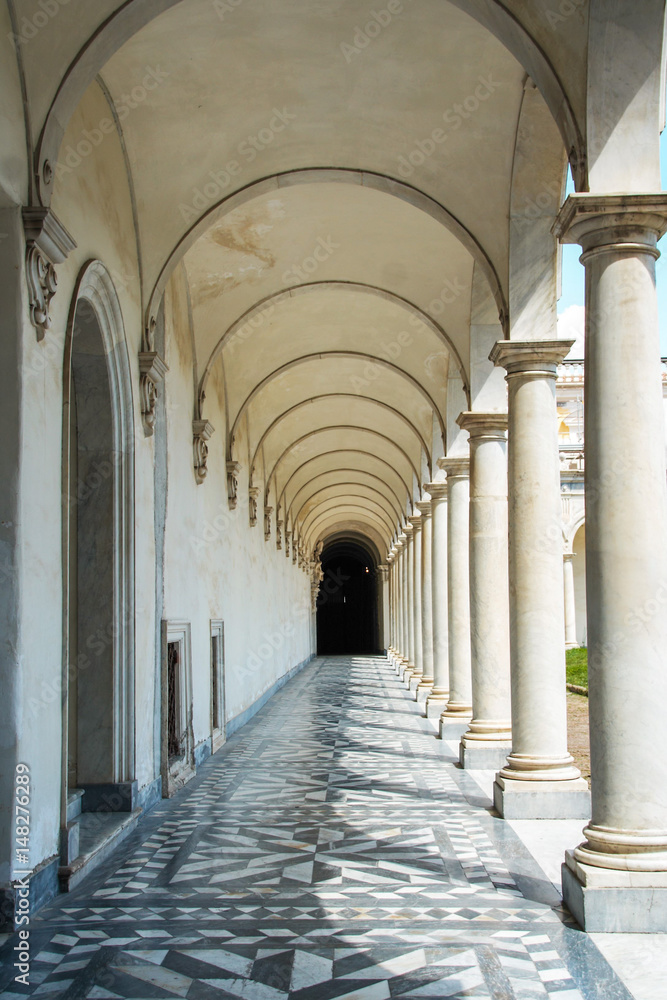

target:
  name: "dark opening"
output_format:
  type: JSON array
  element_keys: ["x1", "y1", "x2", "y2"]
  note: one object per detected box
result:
[
  {"x1": 317, "y1": 541, "x2": 379, "y2": 654},
  {"x1": 167, "y1": 642, "x2": 181, "y2": 760}
]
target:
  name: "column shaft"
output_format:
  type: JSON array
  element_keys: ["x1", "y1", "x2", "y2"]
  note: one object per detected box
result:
[
  {"x1": 440, "y1": 459, "x2": 473, "y2": 722},
  {"x1": 408, "y1": 517, "x2": 423, "y2": 686},
  {"x1": 456, "y1": 413, "x2": 512, "y2": 769},
  {"x1": 554, "y1": 193, "x2": 667, "y2": 931},
  {"x1": 425, "y1": 485, "x2": 449, "y2": 716},
  {"x1": 489, "y1": 341, "x2": 589, "y2": 819},
  {"x1": 416, "y1": 501, "x2": 434, "y2": 694}
]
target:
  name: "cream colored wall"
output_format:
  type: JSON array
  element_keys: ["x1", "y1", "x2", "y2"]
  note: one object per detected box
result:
[
  {"x1": 161, "y1": 265, "x2": 313, "y2": 753},
  {"x1": 15, "y1": 76, "x2": 312, "y2": 877}
]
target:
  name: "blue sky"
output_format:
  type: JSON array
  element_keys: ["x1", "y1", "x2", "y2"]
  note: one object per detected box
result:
[{"x1": 558, "y1": 128, "x2": 667, "y2": 357}]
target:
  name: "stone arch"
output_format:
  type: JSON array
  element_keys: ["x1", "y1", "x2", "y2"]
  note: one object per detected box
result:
[
  {"x1": 61, "y1": 260, "x2": 135, "y2": 823},
  {"x1": 34, "y1": 2, "x2": 583, "y2": 207}
]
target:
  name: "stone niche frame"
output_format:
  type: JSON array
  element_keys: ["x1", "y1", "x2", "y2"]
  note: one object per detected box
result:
[
  {"x1": 61, "y1": 260, "x2": 136, "y2": 844},
  {"x1": 161, "y1": 620, "x2": 195, "y2": 797},
  {"x1": 210, "y1": 619, "x2": 226, "y2": 753}
]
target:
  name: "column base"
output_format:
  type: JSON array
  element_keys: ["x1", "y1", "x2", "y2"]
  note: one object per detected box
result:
[
  {"x1": 459, "y1": 739, "x2": 512, "y2": 769},
  {"x1": 439, "y1": 718, "x2": 470, "y2": 741},
  {"x1": 401, "y1": 663, "x2": 415, "y2": 683},
  {"x1": 407, "y1": 672, "x2": 423, "y2": 692},
  {"x1": 562, "y1": 851, "x2": 667, "y2": 932},
  {"x1": 425, "y1": 692, "x2": 448, "y2": 718},
  {"x1": 493, "y1": 775, "x2": 590, "y2": 820},
  {"x1": 440, "y1": 701, "x2": 473, "y2": 720},
  {"x1": 415, "y1": 678, "x2": 434, "y2": 702}
]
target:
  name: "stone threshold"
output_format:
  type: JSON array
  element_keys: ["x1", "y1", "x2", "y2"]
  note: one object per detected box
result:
[{"x1": 58, "y1": 810, "x2": 142, "y2": 892}]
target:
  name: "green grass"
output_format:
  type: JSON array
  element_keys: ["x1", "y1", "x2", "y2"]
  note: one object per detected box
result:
[{"x1": 566, "y1": 647, "x2": 588, "y2": 688}]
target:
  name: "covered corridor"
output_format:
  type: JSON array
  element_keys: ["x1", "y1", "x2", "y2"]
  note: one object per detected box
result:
[{"x1": 0, "y1": 656, "x2": 653, "y2": 999}]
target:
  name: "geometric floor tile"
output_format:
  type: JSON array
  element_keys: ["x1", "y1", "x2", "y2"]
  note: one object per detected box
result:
[{"x1": 0, "y1": 656, "x2": 634, "y2": 999}]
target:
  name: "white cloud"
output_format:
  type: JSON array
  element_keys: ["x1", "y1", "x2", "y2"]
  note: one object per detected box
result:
[{"x1": 558, "y1": 304, "x2": 585, "y2": 360}]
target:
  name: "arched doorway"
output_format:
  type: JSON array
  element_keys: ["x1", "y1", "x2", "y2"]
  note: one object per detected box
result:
[
  {"x1": 62, "y1": 262, "x2": 135, "y2": 849},
  {"x1": 316, "y1": 540, "x2": 379, "y2": 655}
]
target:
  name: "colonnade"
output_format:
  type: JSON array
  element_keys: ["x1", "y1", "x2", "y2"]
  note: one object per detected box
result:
[{"x1": 387, "y1": 196, "x2": 667, "y2": 932}]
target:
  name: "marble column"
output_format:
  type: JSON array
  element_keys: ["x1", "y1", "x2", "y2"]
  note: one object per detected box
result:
[
  {"x1": 563, "y1": 552, "x2": 578, "y2": 650},
  {"x1": 439, "y1": 458, "x2": 473, "y2": 729},
  {"x1": 379, "y1": 564, "x2": 390, "y2": 654},
  {"x1": 425, "y1": 484, "x2": 449, "y2": 718},
  {"x1": 415, "y1": 500, "x2": 434, "y2": 698},
  {"x1": 489, "y1": 341, "x2": 590, "y2": 819},
  {"x1": 386, "y1": 551, "x2": 396, "y2": 660},
  {"x1": 554, "y1": 194, "x2": 667, "y2": 931},
  {"x1": 408, "y1": 516, "x2": 423, "y2": 689},
  {"x1": 456, "y1": 413, "x2": 512, "y2": 769},
  {"x1": 395, "y1": 535, "x2": 407, "y2": 672},
  {"x1": 403, "y1": 522, "x2": 416, "y2": 681}
]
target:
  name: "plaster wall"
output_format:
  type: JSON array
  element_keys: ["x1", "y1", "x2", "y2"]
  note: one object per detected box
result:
[
  {"x1": 12, "y1": 80, "x2": 145, "y2": 873},
  {"x1": 161, "y1": 267, "x2": 313, "y2": 754}
]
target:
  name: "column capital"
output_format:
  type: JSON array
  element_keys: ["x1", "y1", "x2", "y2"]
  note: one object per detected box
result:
[
  {"x1": 425, "y1": 482, "x2": 448, "y2": 500},
  {"x1": 553, "y1": 193, "x2": 667, "y2": 255},
  {"x1": 403, "y1": 522, "x2": 414, "y2": 537},
  {"x1": 489, "y1": 339, "x2": 575, "y2": 377},
  {"x1": 457, "y1": 412, "x2": 508, "y2": 439},
  {"x1": 378, "y1": 564, "x2": 389, "y2": 580},
  {"x1": 415, "y1": 499, "x2": 432, "y2": 517},
  {"x1": 396, "y1": 533, "x2": 407, "y2": 549},
  {"x1": 408, "y1": 514, "x2": 422, "y2": 532},
  {"x1": 437, "y1": 456, "x2": 469, "y2": 480}
]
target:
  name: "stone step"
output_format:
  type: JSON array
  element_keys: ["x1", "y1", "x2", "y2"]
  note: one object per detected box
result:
[{"x1": 66, "y1": 788, "x2": 84, "y2": 823}]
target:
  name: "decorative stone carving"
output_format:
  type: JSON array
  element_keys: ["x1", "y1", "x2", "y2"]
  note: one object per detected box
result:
[
  {"x1": 226, "y1": 461, "x2": 241, "y2": 509},
  {"x1": 292, "y1": 538, "x2": 298, "y2": 564},
  {"x1": 22, "y1": 208, "x2": 76, "y2": 341},
  {"x1": 138, "y1": 351, "x2": 169, "y2": 437},
  {"x1": 285, "y1": 530, "x2": 291, "y2": 559},
  {"x1": 276, "y1": 519, "x2": 283, "y2": 550},
  {"x1": 264, "y1": 506, "x2": 273, "y2": 541},
  {"x1": 248, "y1": 487, "x2": 261, "y2": 526},
  {"x1": 192, "y1": 420, "x2": 214, "y2": 485}
]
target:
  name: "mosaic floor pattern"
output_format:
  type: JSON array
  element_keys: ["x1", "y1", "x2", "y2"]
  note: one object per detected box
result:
[{"x1": 0, "y1": 656, "x2": 636, "y2": 999}]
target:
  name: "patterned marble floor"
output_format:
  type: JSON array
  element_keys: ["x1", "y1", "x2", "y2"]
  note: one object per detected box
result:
[{"x1": 0, "y1": 656, "x2": 637, "y2": 999}]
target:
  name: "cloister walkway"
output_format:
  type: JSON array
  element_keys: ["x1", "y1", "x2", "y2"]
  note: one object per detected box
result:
[{"x1": 0, "y1": 657, "x2": 640, "y2": 999}]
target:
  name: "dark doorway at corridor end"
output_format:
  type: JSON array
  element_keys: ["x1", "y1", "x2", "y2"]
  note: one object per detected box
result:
[{"x1": 316, "y1": 540, "x2": 380, "y2": 655}]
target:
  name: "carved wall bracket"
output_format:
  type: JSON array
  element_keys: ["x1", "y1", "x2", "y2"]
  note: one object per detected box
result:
[
  {"x1": 249, "y1": 487, "x2": 261, "y2": 526},
  {"x1": 23, "y1": 208, "x2": 76, "y2": 341},
  {"x1": 264, "y1": 506, "x2": 274, "y2": 541},
  {"x1": 193, "y1": 420, "x2": 215, "y2": 485},
  {"x1": 226, "y1": 461, "x2": 241, "y2": 509},
  {"x1": 139, "y1": 351, "x2": 169, "y2": 437},
  {"x1": 276, "y1": 519, "x2": 283, "y2": 550}
]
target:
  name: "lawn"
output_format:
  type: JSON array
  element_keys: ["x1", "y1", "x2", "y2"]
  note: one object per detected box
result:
[{"x1": 566, "y1": 647, "x2": 588, "y2": 689}]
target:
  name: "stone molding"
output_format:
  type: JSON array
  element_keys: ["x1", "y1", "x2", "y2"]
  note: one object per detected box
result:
[
  {"x1": 424, "y1": 481, "x2": 447, "y2": 500},
  {"x1": 193, "y1": 420, "x2": 214, "y2": 485},
  {"x1": 489, "y1": 339, "x2": 575, "y2": 377},
  {"x1": 457, "y1": 411, "x2": 508, "y2": 438},
  {"x1": 248, "y1": 486, "x2": 261, "y2": 526},
  {"x1": 226, "y1": 461, "x2": 241, "y2": 509},
  {"x1": 415, "y1": 500, "x2": 432, "y2": 518},
  {"x1": 23, "y1": 207, "x2": 76, "y2": 341},
  {"x1": 138, "y1": 351, "x2": 169, "y2": 437},
  {"x1": 553, "y1": 193, "x2": 667, "y2": 253},
  {"x1": 438, "y1": 456, "x2": 469, "y2": 480}
]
